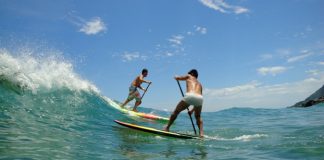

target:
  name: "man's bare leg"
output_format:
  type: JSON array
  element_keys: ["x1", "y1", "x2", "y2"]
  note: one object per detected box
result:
[
  {"x1": 132, "y1": 100, "x2": 141, "y2": 112},
  {"x1": 120, "y1": 99, "x2": 131, "y2": 108},
  {"x1": 194, "y1": 106, "x2": 203, "y2": 137},
  {"x1": 164, "y1": 100, "x2": 189, "y2": 131}
]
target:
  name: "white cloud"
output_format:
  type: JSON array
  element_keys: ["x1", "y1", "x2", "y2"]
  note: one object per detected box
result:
[
  {"x1": 195, "y1": 26, "x2": 207, "y2": 34},
  {"x1": 287, "y1": 50, "x2": 312, "y2": 63},
  {"x1": 199, "y1": 0, "x2": 249, "y2": 14},
  {"x1": 164, "y1": 52, "x2": 173, "y2": 57},
  {"x1": 205, "y1": 81, "x2": 261, "y2": 97},
  {"x1": 187, "y1": 31, "x2": 193, "y2": 35},
  {"x1": 79, "y1": 17, "x2": 107, "y2": 35},
  {"x1": 317, "y1": 61, "x2": 324, "y2": 65},
  {"x1": 168, "y1": 35, "x2": 184, "y2": 46},
  {"x1": 257, "y1": 66, "x2": 287, "y2": 76},
  {"x1": 203, "y1": 76, "x2": 324, "y2": 111},
  {"x1": 121, "y1": 52, "x2": 147, "y2": 62},
  {"x1": 234, "y1": 7, "x2": 249, "y2": 14},
  {"x1": 159, "y1": 25, "x2": 207, "y2": 58},
  {"x1": 187, "y1": 26, "x2": 208, "y2": 36},
  {"x1": 199, "y1": 0, "x2": 226, "y2": 13},
  {"x1": 306, "y1": 70, "x2": 321, "y2": 76}
]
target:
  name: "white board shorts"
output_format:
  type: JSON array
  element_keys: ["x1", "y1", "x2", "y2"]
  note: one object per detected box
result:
[{"x1": 183, "y1": 92, "x2": 203, "y2": 107}]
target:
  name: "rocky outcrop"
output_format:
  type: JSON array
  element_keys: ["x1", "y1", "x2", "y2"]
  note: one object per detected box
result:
[{"x1": 290, "y1": 85, "x2": 324, "y2": 107}]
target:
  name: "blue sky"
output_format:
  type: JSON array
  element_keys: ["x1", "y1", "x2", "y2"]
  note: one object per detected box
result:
[{"x1": 1, "y1": 0, "x2": 324, "y2": 111}]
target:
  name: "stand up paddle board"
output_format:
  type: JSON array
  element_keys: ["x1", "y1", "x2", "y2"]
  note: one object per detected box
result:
[
  {"x1": 104, "y1": 97, "x2": 169, "y2": 122},
  {"x1": 114, "y1": 120, "x2": 198, "y2": 139}
]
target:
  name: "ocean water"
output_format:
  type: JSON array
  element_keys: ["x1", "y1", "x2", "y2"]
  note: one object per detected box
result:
[{"x1": 1, "y1": 50, "x2": 324, "y2": 160}]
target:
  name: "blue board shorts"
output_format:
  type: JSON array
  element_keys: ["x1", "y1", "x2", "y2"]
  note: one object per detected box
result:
[{"x1": 127, "y1": 85, "x2": 141, "y2": 101}]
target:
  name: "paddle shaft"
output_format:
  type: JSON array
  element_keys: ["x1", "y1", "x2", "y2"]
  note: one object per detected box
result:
[
  {"x1": 176, "y1": 80, "x2": 197, "y2": 135},
  {"x1": 140, "y1": 82, "x2": 151, "y2": 100}
]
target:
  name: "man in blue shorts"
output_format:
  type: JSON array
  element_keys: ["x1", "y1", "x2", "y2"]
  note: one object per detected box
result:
[{"x1": 120, "y1": 69, "x2": 151, "y2": 112}]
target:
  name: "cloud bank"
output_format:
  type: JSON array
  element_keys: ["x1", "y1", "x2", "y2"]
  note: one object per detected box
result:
[{"x1": 204, "y1": 76, "x2": 324, "y2": 111}]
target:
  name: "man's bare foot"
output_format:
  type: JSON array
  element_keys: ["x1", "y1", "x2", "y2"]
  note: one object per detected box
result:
[
  {"x1": 120, "y1": 104, "x2": 126, "y2": 108},
  {"x1": 163, "y1": 126, "x2": 169, "y2": 132},
  {"x1": 132, "y1": 109, "x2": 138, "y2": 112}
]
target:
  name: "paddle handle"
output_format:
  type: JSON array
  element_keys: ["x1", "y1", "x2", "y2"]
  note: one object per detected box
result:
[{"x1": 177, "y1": 80, "x2": 197, "y2": 135}]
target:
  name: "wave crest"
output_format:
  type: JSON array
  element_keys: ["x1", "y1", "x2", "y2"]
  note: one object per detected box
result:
[{"x1": 0, "y1": 48, "x2": 99, "y2": 94}]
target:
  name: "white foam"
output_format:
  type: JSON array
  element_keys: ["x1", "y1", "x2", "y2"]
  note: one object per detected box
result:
[
  {"x1": 232, "y1": 134, "x2": 268, "y2": 141},
  {"x1": 204, "y1": 134, "x2": 268, "y2": 141},
  {"x1": 0, "y1": 48, "x2": 99, "y2": 93}
]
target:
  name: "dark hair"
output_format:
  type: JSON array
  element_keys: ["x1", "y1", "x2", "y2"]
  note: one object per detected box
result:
[
  {"x1": 142, "y1": 68, "x2": 148, "y2": 74},
  {"x1": 188, "y1": 69, "x2": 198, "y2": 78}
]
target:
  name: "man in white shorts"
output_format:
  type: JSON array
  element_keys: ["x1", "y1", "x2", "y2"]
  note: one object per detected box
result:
[{"x1": 164, "y1": 69, "x2": 204, "y2": 137}]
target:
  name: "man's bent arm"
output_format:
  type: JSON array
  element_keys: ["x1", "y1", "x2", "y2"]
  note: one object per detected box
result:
[{"x1": 174, "y1": 75, "x2": 189, "y2": 81}]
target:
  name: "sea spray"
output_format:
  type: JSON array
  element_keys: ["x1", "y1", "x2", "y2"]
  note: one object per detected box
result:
[{"x1": 0, "y1": 48, "x2": 99, "y2": 94}]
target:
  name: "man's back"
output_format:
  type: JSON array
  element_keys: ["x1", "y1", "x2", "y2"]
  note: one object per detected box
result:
[{"x1": 186, "y1": 75, "x2": 202, "y2": 95}]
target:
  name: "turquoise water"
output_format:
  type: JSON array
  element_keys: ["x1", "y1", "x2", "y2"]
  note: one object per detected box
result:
[{"x1": 1, "y1": 52, "x2": 324, "y2": 159}]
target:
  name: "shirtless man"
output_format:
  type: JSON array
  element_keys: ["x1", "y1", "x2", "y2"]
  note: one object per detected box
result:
[
  {"x1": 164, "y1": 69, "x2": 204, "y2": 137},
  {"x1": 120, "y1": 69, "x2": 151, "y2": 112}
]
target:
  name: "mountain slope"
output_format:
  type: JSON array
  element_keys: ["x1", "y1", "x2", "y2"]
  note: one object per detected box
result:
[{"x1": 291, "y1": 85, "x2": 324, "y2": 107}]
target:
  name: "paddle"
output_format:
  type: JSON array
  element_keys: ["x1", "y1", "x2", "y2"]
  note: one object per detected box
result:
[
  {"x1": 176, "y1": 80, "x2": 197, "y2": 135},
  {"x1": 140, "y1": 82, "x2": 151, "y2": 100}
]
